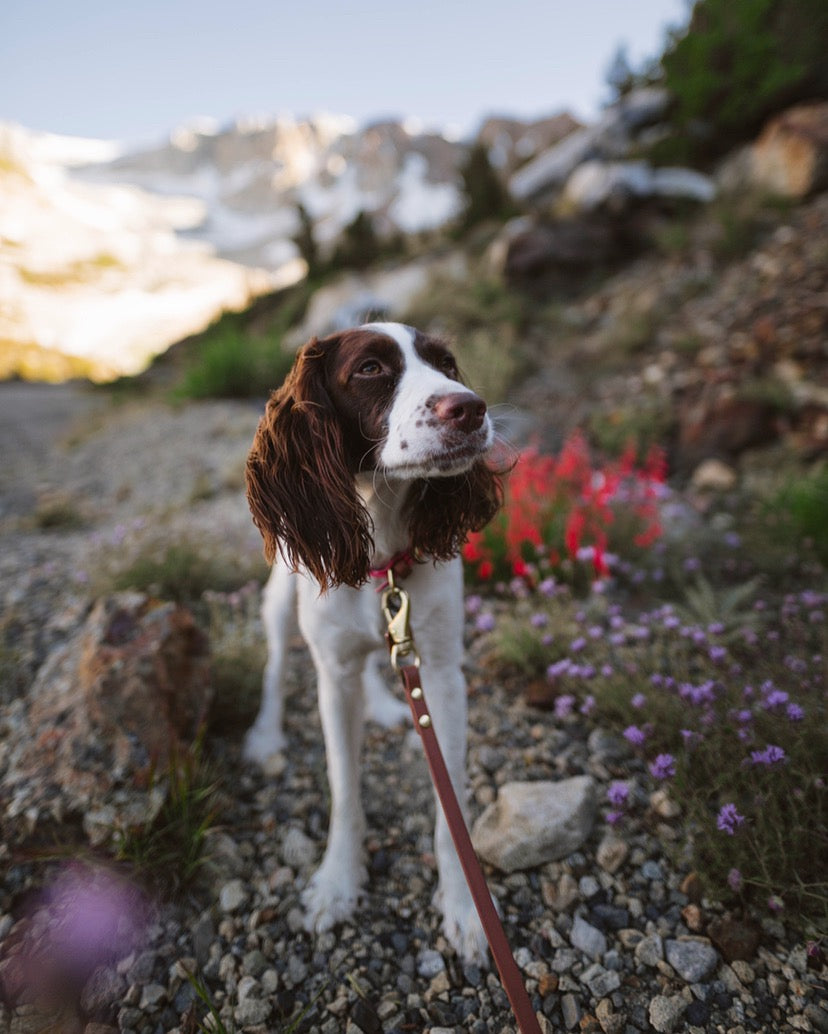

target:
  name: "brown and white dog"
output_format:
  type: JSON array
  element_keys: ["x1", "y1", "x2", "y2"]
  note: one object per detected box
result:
[{"x1": 244, "y1": 322, "x2": 501, "y2": 962}]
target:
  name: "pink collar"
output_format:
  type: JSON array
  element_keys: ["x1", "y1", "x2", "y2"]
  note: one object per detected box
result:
[{"x1": 369, "y1": 548, "x2": 422, "y2": 585}]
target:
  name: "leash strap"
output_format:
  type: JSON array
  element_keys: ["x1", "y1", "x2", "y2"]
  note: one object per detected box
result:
[{"x1": 397, "y1": 662, "x2": 542, "y2": 1034}]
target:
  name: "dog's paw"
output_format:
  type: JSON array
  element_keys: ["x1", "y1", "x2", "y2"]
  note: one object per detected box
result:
[
  {"x1": 438, "y1": 891, "x2": 491, "y2": 967},
  {"x1": 242, "y1": 723, "x2": 286, "y2": 765},
  {"x1": 302, "y1": 865, "x2": 366, "y2": 933}
]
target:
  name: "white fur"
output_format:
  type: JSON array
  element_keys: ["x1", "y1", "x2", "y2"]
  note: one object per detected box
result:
[{"x1": 244, "y1": 323, "x2": 494, "y2": 964}]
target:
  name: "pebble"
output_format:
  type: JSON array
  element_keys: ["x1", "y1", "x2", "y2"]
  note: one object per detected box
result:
[
  {"x1": 649, "y1": 993, "x2": 688, "y2": 1032},
  {"x1": 665, "y1": 938, "x2": 719, "y2": 983},
  {"x1": 218, "y1": 877, "x2": 248, "y2": 914},
  {"x1": 570, "y1": 915, "x2": 607, "y2": 961}
]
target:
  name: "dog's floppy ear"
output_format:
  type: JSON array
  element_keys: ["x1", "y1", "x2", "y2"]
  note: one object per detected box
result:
[{"x1": 245, "y1": 337, "x2": 373, "y2": 590}]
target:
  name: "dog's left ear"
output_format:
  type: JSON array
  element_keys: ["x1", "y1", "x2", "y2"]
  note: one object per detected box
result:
[{"x1": 245, "y1": 337, "x2": 373, "y2": 590}]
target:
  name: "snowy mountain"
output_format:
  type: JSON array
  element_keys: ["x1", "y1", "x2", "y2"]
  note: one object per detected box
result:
[
  {"x1": 75, "y1": 115, "x2": 467, "y2": 272},
  {"x1": 1, "y1": 111, "x2": 577, "y2": 381}
]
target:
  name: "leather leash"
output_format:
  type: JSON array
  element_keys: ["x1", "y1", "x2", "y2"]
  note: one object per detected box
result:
[{"x1": 380, "y1": 572, "x2": 543, "y2": 1034}]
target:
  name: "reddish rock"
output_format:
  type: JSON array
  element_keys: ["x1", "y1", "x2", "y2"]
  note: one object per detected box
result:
[
  {"x1": 1, "y1": 592, "x2": 210, "y2": 843},
  {"x1": 677, "y1": 393, "x2": 781, "y2": 469},
  {"x1": 707, "y1": 914, "x2": 763, "y2": 962}
]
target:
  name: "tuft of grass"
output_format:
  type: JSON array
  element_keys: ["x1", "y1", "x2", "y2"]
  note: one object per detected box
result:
[
  {"x1": 174, "y1": 316, "x2": 293, "y2": 401},
  {"x1": 32, "y1": 492, "x2": 86, "y2": 531},
  {"x1": 114, "y1": 732, "x2": 220, "y2": 897},
  {"x1": 105, "y1": 541, "x2": 251, "y2": 604}
]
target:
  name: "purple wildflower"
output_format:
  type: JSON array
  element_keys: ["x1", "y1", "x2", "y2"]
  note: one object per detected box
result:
[
  {"x1": 750, "y1": 744, "x2": 786, "y2": 766},
  {"x1": 570, "y1": 636, "x2": 587, "y2": 653},
  {"x1": 530, "y1": 611, "x2": 549, "y2": 628},
  {"x1": 606, "y1": 810, "x2": 624, "y2": 826},
  {"x1": 631, "y1": 693, "x2": 647, "y2": 710},
  {"x1": 538, "y1": 577, "x2": 557, "y2": 597},
  {"x1": 623, "y1": 725, "x2": 647, "y2": 747},
  {"x1": 727, "y1": 868, "x2": 743, "y2": 892},
  {"x1": 709, "y1": 645, "x2": 727, "y2": 663},
  {"x1": 475, "y1": 612, "x2": 496, "y2": 633},
  {"x1": 607, "y1": 782, "x2": 629, "y2": 807},
  {"x1": 580, "y1": 695, "x2": 596, "y2": 716},
  {"x1": 648, "y1": 753, "x2": 676, "y2": 780},
  {"x1": 762, "y1": 689, "x2": 790, "y2": 710},
  {"x1": 554, "y1": 694, "x2": 576, "y2": 720},
  {"x1": 465, "y1": 594, "x2": 483, "y2": 615},
  {"x1": 717, "y1": 803, "x2": 746, "y2": 835},
  {"x1": 787, "y1": 703, "x2": 805, "y2": 721}
]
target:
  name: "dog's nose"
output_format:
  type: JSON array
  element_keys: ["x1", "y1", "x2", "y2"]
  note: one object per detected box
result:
[{"x1": 433, "y1": 392, "x2": 487, "y2": 433}]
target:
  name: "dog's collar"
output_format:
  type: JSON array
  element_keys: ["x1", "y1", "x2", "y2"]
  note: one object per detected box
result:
[{"x1": 369, "y1": 548, "x2": 423, "y2": 585}]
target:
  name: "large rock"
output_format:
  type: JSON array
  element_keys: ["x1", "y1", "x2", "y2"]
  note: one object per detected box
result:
[
  {"x1": 509, "y1": 88, "x2": 670, "y2": 202},
  {"x1": 677, "y1": 393, "x2": 781, "y2": 469},
  {"x1": 471, "y1": 776, "x2": 597, "y2": 872},
  {"x1": 562, "y1": 160, "x2": 715, "y2": 213},
  {"x1": 492, "y1": 217, "x2": 624, "y2": 291},
  {"x1": 751, "y1": 101, "x2": 828, "y2": 199},
  {"x1": 1, "y1": 592, "x2": 211, "y2": 844}
]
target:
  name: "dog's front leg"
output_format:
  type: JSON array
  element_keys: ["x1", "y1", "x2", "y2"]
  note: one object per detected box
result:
[{"x1": 299, "y1": 598, "x2": 369, "y2": 931}]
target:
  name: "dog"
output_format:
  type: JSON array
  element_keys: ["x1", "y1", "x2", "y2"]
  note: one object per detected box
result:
[{"x1": 244, "y1": 321, "x2": 501, "y2": 963}]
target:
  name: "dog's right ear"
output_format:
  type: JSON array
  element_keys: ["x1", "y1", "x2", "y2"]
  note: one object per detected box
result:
[{"x1": 245, "y1": 337, "x2": 373, "y2": 591}]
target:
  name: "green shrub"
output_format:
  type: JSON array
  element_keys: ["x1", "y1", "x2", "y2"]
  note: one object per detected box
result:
[
  {"x1": 772, "y1": 465, "x2": 828, "y2": 565},
  {"x1": 175, "y1": 317, "x2": 293, "y2": 400},
  {"x1": 106, "y1": 541, "x2": 252, "y2": 604},
  {"x1": 657, "y1": 0, "x2": 828, "y2": 164},
  {"x1": 456, "y1": 141, "x2": 515, "y2": 233}
]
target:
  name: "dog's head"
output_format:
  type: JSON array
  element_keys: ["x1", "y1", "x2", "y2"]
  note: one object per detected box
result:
[{"x1": 246, "y1": 322, "x2": 502, "y2": 589}]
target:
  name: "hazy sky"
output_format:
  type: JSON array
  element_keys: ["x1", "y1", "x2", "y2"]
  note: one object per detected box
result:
[{"x1": 2, "y1": 0, "x2": 689, "y2": 145}]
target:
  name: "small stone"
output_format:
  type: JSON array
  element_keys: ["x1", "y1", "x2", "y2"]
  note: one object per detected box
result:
[
  {"x1": 691, "y1": 458, "x2": 738, "y2": 492},
  {"x1": 234, "y1": 998, "x2": 272, "y2": 1025},
  {"x1": 595, "y1": 997, "x2": 626, "y2": 1034},
  {"x1": 561, "y1": 992, "x2": 581, "y2": 1029},
  {"x1": 635, "y1": 933, "x2": 664, "y2": 968},
  {"x1": 730, "y1": 960, "x2": 755, "y2": 985},
  {"x1": 580, "y1": 963, "x2": 621, "y2": 998},
  {"x1": 138, "y1": 983, "x2": 166, "y2": 1010},
  {"x1": 543, "y1": 872, "x2": 580, "y2": 912},
  {"x1": 649, "y1": 994, "x2": 687, "y2": 1033},
  {"x1": 665, "y1": 939, "x2": 719, "y2": 983},
  {"x1": 219, "y1": 878, "x2": 248, "y2": 914},
  {"x1": 539, "y1": 972, "x2": 559, "y2": 996},
  {"x1": 805, "y1": 1004, "x2": 828, "y2": 1034},
  {"x1": 596, "y1": 833, "x2": 628, "y2": 874},
  {"x1": 417, "y1": 949, "x2": 445, "y2": 978},
  {"x1": 579, "y1": 875, "x2": 601, "y2": 899},
  {"x1": 681, "y1": 903, "x2": 704, "y2": 932},
  {"x1": 350, "y1": 997, "x2": 382, "y2": 1034},
  {"x1": 570, "y1": 916, "x2": 607, "y2": 961}
]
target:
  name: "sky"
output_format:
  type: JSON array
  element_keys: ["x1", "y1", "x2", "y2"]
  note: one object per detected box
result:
[{"x1": 1, "y1": 0, "x2": 690, "y2": 147}]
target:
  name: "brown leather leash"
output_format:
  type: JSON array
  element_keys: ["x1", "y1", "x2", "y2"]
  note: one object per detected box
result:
[{"x1": 380, "y1": 571, "x2": 543, "y2": 1034}]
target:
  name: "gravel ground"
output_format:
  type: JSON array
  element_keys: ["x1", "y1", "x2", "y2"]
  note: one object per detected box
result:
[{"x1": 0, "y1": 384, "x2": 826, "y2": 1034}]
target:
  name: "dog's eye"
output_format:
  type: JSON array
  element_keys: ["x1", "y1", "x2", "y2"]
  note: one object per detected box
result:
[
  {"x1": 356, "y1": 359, "x2": 383, "y2": 376},
  {"x1": 439, "y1": 354, "x2": 458, "y2": 374}
]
